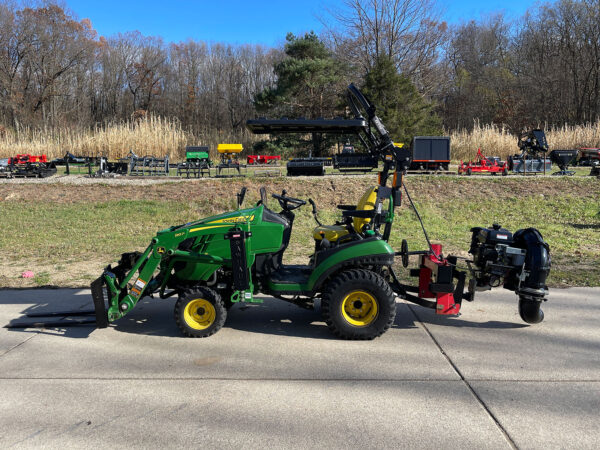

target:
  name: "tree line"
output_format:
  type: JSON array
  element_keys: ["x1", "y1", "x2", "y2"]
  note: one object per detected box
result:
[{"x1": 0, "y1": 0, "x2": 599, "y2": 151}]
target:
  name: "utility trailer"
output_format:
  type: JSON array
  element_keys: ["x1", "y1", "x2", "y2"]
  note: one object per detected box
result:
[{"x1": 409, "y1": 136, "x2": 451, "y2": 172}]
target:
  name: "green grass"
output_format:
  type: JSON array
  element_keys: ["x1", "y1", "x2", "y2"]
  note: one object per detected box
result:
[{"x1": 0, "y1": 176, "x2": 598, "y2": 287}]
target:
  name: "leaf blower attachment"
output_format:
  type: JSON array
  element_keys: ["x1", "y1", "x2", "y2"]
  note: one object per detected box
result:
[{"x1": 468, "y1": 224, "x2": 550, "y2": 324}]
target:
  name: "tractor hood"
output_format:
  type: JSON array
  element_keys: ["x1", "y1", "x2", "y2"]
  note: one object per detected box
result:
[
  {"x1": 196, "y1": 206, "x2": 261, "y2": 226},
  {"x1": 157, "y1": 205, "x2": 263, "y2": 235}
]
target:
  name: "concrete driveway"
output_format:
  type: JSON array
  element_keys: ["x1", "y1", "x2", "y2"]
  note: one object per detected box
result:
[{"x1": 0, "y1": 287, "x2": 599, "y2": 449}]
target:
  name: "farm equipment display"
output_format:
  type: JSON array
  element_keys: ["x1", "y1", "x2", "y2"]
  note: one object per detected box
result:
[
  {"x1": 508, "y1": 129, "x2": 552, "y2": 174},
  {"x1": 128, "y1": 150, "x2": 169, "y2": 176},
  {"x1": 333, "y1": 152, "x2": 379, "y2": 173},
  {"x1": 51, "y1": 152, "x2": 101, "y2": 175},
  {"x1": 458, "y1": 148, "x2": 508, "y2": 176},
  {"x1": 177, "y1": 146, "x2": 212, "y2": 178},
  {"x1": 409, "y1": 136, "x2": 451, "y2": 172},
  {"x1": 92, "y1": 157, "x2": 128, "y2": 177},
  {"x1": 549, "y1": 150, "x2": 578, "y2": 176},
  {"x1": 246, "y1": 155, "x2": 281, "y2": 165},
  {"x1": 578, "y1": 148, "x2": 600, "y2": 166},
  {"x1": 216, "y1": 144, "x2": 246, "y2": 177},
  {"x1": 8, "y1": 84, "x2": 552, "y2": 339},
  {"x1": 285, "y1": 157, "x2": 330, "y2": 176},
  {"x1": 0, "y1": 154, "x2": 57, "y2": 178},
  {"x1": 248, "y1": 117, "x2": 363, "y2": 176}
]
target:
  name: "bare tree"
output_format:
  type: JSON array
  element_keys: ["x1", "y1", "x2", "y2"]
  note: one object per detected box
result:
[{"x1": 321, "y1": 0, "x2": 448, "y2": 91}]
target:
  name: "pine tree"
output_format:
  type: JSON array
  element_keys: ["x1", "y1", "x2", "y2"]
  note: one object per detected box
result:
[
  {"x1": 362, "y1": 56, "x2": 441, "y2": 144},
  {"x1": 254, "y1": 32, "x2": 346, "y2": 156}
]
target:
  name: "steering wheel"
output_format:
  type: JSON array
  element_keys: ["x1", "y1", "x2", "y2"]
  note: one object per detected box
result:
[{"x1": 271, "y1": 189, "x2": 306, "y2": 211}]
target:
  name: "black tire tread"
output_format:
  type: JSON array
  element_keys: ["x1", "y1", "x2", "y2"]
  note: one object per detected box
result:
[
  {"x1": 321, "y1": 269, "x2": 396, "y2": 340},
  {"x1": 174, "y1": 286, "x2": 227, "y2": 338}
]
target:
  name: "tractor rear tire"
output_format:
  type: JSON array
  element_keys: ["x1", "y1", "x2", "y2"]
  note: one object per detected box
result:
[
  {"x1": 174, "y1": 287, "x2": 226, "y2": 337},
  {"x1": 321, "y1": 269, "x2": 396, "y2": 340}
]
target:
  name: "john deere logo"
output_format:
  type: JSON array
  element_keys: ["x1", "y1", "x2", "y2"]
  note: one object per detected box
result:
[
  {"x1": 209, "y1": 215, "x2": 254, "y2": 224},
  {"x1": 157, "y1": 247, "x2": 166, "y2": 254}
]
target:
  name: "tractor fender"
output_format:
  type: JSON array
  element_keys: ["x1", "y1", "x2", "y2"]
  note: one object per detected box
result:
[{"x1": 312, "y1": 254, "x2": 395, "y2": 294}]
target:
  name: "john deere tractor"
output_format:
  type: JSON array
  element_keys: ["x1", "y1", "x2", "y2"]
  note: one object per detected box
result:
[{"x1": 87, "y1": 84, "x2": 551, "y2": 339}]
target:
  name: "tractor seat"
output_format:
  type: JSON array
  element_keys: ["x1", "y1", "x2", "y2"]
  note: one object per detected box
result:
[{"x1": 313, "y1": 186, "x2": 378, "y2": 242}]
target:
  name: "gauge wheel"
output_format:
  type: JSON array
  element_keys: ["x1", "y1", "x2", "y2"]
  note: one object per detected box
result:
[
  {"x1": 321, "y1": 269, "x2": 396, "y2": 340},
  {"x1": 175, "y1": 287, "x2": 226, "y2": 337}
]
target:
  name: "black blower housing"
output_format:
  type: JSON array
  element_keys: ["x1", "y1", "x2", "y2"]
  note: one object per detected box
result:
[{"x1": 469, "y1": 224, "x2": 550, "y2": 324}]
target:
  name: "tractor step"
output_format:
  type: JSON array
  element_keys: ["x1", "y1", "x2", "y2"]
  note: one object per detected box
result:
[{"x1": 269, "y1": 265, "x2": 312, "y2": 285}]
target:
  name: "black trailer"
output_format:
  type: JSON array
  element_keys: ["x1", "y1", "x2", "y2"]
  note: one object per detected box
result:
[{"x1": 409, "y1": 136, "x2": 451, "y2": 171}]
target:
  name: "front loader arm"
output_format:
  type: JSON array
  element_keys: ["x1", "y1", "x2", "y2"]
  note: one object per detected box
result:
[{"x1": 92, "y1": 224, "x2": 234, "y2": 326}]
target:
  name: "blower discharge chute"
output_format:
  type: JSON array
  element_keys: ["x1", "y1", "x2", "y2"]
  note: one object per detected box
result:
[{"x1": 8, "y1": 84, "x2": 552, "y2": 339}]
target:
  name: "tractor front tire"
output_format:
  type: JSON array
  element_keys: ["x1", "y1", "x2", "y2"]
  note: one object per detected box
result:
[
  {"x1": 321, "y1": 269, "x2": 396, "y2": 340},
  {"x1": 174, "y1": 287, "x2": 226, "y2": 337}
]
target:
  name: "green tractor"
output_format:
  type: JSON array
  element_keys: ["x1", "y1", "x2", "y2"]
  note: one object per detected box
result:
[{"x1": 86, "y1": 84, "x2": 551, "y2": 339}]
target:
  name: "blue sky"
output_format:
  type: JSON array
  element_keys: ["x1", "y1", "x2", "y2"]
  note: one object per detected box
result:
[{"x1": 66, "y1": 0, "x2": 534, "y2": 46}]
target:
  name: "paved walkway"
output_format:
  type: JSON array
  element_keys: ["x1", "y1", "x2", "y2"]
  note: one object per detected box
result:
[{"x1": 1, "y1": 287, "x2": 598, "y2": 449}]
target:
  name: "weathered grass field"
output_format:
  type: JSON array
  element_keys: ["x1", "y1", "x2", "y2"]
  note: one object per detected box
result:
[
  {"x1": 0, "y1": 175, "x2": 598, "y2": 288},
  {"x1": 1, "y1": 117, "x2": 599, "y2": 162}
]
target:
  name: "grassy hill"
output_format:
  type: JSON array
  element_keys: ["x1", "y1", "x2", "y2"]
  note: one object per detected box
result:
[{"x1": 0, "y1": 175, "x2": 598, "y2": 288}]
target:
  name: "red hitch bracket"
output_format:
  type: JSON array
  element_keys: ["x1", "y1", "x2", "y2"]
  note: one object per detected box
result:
[{"x1": 418, "y1": 244, "x2": 460, "y2": 315}]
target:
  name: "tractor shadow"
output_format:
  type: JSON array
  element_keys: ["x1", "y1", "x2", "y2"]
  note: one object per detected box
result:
[
  {"x1": 1, "y1": 288, "x2": 97, "y2": 339},
  {"x1": 104, "y1": 298, "x2": 528, "y2": 339},
  {"x1": 111, "y1": 298, "x2": 422, "y2": 339},
  {"x1": 3, "y1": 290, "x2": 528, "y2": 340},
  {"x1": 404, "y1": 303, "x2": 529, "y2": 330}
]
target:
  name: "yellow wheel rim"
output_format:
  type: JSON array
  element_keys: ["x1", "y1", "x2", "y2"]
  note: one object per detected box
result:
[
  {"x1": 341, "y1": 290, "x2": 379, "y2": 327},
  {"x1": 183, "y1": 299, "x2": 216, "y2": 330}
]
